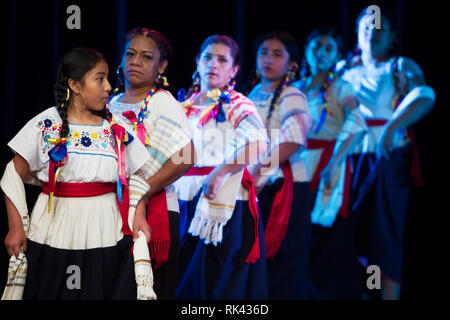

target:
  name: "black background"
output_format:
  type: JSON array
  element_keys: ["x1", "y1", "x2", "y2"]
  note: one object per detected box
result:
[{"x1": 0, "y1": 0, "x2": 447, "y2": 299}]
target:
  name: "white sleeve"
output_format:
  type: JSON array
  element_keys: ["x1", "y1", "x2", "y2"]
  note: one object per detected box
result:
[
  {"x1": 141, "y1": 91, "x2": 193, "y2": 178},
  {"x1": 7, "y1": 110, "x2": 55, "y2": 172},
  {"x1": 232, "y1": 113, "x2": 268, "y2": 151},
  {"x1": 278, "y1": 88, "x2": 312, "y2": 146},
  {"x1": 337, "y1": 80, "x2": 357, "y2": 107}
]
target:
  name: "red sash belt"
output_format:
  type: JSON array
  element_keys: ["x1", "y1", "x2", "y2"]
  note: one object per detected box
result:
[
  {"x1": 42, "y1": 181, "x2": 170, "y2": 268},
  {"x1": 307, "y1": 139, "x2": 336, "y2": 192},
  {"x1": 264, "y1": 161, "x2": 294, "y2": 260},
  {"x1": 42, "y1": 181, "x2": 133, "y2": 235},
  {"x1": 42, "y1": 181, "x2": 132, "y2": 242},
  {"x1": 365, "y1": 118, "x2": 424, "y2": 187},
  {"x1": 185, "y1": 166, "x2": 261, "y2": 263},
  {"x1": 42, "y1": 182, "x2": 116, "y2": 197}
]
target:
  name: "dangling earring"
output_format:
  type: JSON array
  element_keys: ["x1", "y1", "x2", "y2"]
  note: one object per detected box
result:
[
  {"x1": 61, "y1": 88, "x2": 70, "y2": 107},
  {"x1": 192, "y1": 71, "x2": 201, "y2": 93},
  {"x1": 192, "y1": 71, "x2": 200, "y2": 84},
  {"x1": 228, "y1": 78, "x2": 236, "y2": 91},
  {"x1": 285, "y1": 62, "x2": 299, "y2": 84},
  {"x1": 116, "y1": 65, "x2": 124, "y2": 83},
  {"x1": 255, "y1": 70, "x2": 261, "y2": 82},
  {"x1": 157, "y1": 73, "x2": 169, "y2": 87}
]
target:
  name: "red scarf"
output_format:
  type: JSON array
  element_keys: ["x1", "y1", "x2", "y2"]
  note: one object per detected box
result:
[
  {"x1": 264, "y1": 161, "x2": 294, "y2": 260},
  {"x1": 307, "y1": 139, "x2": 336, "y2": 192},
  {"x1": 146, "y1": 190, "x2": 170, "y2": 269}
]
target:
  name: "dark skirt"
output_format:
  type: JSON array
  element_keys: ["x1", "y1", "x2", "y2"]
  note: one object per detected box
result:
[
  {"x1": 177, "y1": 191, "x2": 268, "y2": 300},
  {"x1": 258, "y1": 180, "x2": 311, "y2": 300},
  {"x1": 152, "y1": 210, "x2": 179, "y2": 300},
  {"x1": 23, "y1": 236, "x2": 137, "y2": 300},
  {"x1": 351, "y1": 144, "x2": 413, "y2": 283},
  {"x1": 309, "y1": 212, "x2": 365, "y2": 300}
]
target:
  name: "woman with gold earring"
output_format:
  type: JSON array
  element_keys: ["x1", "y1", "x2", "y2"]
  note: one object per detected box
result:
[
  {"x1": 175, "y1": 34, "x2": 269, "y2": 300},
  {"x1": 108, "y1": 28, "x2": 194, "y2": 300},
  {"x1": 247, "y1": 31, "x2": 313, "y2": 299}
]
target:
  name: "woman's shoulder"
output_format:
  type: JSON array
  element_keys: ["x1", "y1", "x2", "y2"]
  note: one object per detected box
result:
[
  {"x1": 230, "y1": 90, "x2": 256, "y2": 107},
  {"x1": 397, "y1": 56, "x2": 424, "y2": 75},
  {"x1": 108, "y1": 93, "x2": 123, "y2": 105},
  {"x1": 280, "y1": 85, "x2": 307, "y2": 99},
  {"x1": 331, "y1": 76, "x2": 354, "y2": 91},
  {"x1": 153, "y1": 89, "x2": 178, "y2": 102},
  {"x1": 31, "y1": 106, "x2": 62, "y2": 131},
  {"x1": 151, "y1": 89, "x2": 183, "y2": 109}
]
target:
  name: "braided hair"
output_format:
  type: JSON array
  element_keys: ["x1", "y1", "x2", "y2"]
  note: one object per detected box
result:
[
  {"x1": 182, "y1": 35, "x2": 242, "y2": 101},
  {"x1": 115, "y1": 28, "x2": 173, "y2": 95},
  {"x1": 245, "y1": 31, "x2": 300, "y2": 122},
  {"x1": 54, "y1": 47, "x2": 108, "y2": 139}
]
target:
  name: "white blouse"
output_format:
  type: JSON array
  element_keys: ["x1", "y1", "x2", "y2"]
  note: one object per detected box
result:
[
  {"x1": 8, "y1": 107, "x2": 148, "y2": 183},
  {"x1": 174, "y1": 90, "x2": 268, "y2": 201},
  {"x1": 341, "y1": 56, "x2": 427, "y2": 152},
  {"x1": 248, "y1": 84, "x2": 313, "y2": 183},
  {"x1": 293, "y1": 77, "x2": 356, "y2": 142},
  {"x1": 108, "y1": 90, "x2": 193, "y2": 212}
]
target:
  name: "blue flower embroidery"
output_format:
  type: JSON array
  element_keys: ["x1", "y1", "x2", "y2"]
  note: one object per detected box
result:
[
  {"x1": 80, "y1": 136, "x2": 92, "y2": 147},
  {"x1": 44, "y1": 119, "x2": 53, "y2": 128}
]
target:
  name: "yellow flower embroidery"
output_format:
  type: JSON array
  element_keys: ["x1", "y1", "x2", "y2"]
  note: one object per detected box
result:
[
  {"x1": 73, "y1": 132, "x2": 81, "y2": 139},
  {"x1": 91, "y1": 133, "x2": 99, "y2": 140}
]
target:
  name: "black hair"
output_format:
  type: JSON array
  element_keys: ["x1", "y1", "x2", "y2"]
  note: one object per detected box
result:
[{"x1": 54, "y1": 47, "x2": 109, "y2": 139}]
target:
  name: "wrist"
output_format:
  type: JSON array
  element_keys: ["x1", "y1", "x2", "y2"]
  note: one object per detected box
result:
[
  {"x1": 215, "y1": 164, "x2": 231, "y2": 176},
  {"x1": 8, "y1": 223, "x2": 23, "y2": 232},
  {"x1": 386, "y1": 119, "x2": 402, "y2": 134}
]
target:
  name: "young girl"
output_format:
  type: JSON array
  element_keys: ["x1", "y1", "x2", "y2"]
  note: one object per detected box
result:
[
  {"x1": 1, "y1": 47, "x2": 151, "y2": 299},
  {"x1": 174, "y1": 35, "x2": 268, "y2": 300},
  {"x1": 292, "y1": 29, "x2": 364, "y2": 300},
  {"x1": 107, "y1": 28, "x2": 194, "y2": 300},
  {"x1": 339, "y1": 8, "x2": 435, "y2": 299},
  {"x1": 247, "y1": 31, "x2": 313, "y2": 299}
]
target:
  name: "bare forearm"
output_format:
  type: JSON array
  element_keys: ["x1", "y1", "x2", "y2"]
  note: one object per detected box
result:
[
  {"x1": 389, "y1": 98, "x2": 434, "y2": 132},
  {"x1": 255, "y1": 142, "x2": 300, "y2": 175},
  {"x1": 5, "y1": 196, "x2": 23, "y2": 230},
  {"x1": 5, "y1": 155, "x2": 30, "y2": 229},
  {"x1": 330, "y1": 132, "x2": 365, "y2": 166},
  {"x1": 221, "y1": 140, "x2": 268, "y2": 176}
]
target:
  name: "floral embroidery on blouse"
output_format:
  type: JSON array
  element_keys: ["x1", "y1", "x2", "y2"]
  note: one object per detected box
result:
[{"x1": 37, "y1": 115, "x2": 116, "y2": 162}]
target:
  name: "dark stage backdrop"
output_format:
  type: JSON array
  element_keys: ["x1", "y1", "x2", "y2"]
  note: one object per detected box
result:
[{"x1": 0, "y1": 0, "x2": 447, "y2": 299}]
